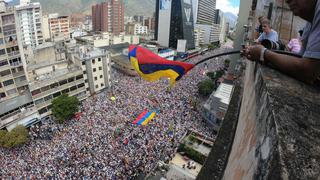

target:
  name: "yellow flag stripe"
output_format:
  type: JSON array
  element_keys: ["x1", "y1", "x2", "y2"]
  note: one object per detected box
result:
[
  {"x1": 130, "y1": 57, "x2": 180, "y2": 86},
  {"x1": 141, "y1": 112, "x2": 156, "y2": 126}
]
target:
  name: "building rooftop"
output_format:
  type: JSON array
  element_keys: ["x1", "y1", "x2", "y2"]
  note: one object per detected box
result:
[
  {"x1": 34, "y1": 42, "x2": 55, "y2": 51},
  {"x1": 213, "y1": 83, "x2": 234, "y2": 105},
  {"x1": 79, "y1": 48, "x2": 107, "y2": 61},
  {"x1": 99, "y1": 42, "x2": 129, "y2": 54},
  {"x1": 15, "y1": 2, "x2": 40, "y2": 10},
  {"x1": 29, "y1": 66, "x2": 82, "y2": 90},
  {"x1": 0, "y1": 92, "x2": 33, "y2": 115},
  {"x1": 112, "y1": 54, "x2": 131, "y2": 65}
]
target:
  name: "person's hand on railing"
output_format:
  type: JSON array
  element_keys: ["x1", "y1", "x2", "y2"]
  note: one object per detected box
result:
[{"x1": 241, "y1": 45, "x2": 265, "y2": 62}]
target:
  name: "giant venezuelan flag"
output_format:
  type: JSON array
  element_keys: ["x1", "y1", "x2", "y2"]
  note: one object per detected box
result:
[
  {"x1": 128, "y1": 45, "x2": 195, "y2": 86},
  {"x1": 133, "y1": 110, "x2": 156, "y2": 126}
]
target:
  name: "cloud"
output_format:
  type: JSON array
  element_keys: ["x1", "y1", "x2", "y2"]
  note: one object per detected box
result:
[{"x1": 216, "y1": 0, "x2": 239, "y2": 16}]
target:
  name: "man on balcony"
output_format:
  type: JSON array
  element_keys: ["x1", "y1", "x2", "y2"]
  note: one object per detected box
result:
[{"x1": 242, "y1": 0, "x2": 320, "y2": 84}]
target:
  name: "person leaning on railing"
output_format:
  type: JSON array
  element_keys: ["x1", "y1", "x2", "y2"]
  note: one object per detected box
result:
[{"x1": 242, "y1": 0, "x2": 320, "y2": 84}]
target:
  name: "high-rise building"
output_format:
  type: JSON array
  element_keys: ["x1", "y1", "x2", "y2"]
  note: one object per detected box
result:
[
  {"x1": 144, "y1": 17, "x2": 155, "y2": 31},
  {"x1": 155, "y1": 0, "x2": 195, "y2": 49},
  {"x1": 193, "y1": 0, "x2": 216, "y2": 25},
  {"x1": 193, "y1": 0, "x2": 218, "y2": 46},
  {"x1": 214, "y1": 9, "x2": 223, "y2": 24},
  {"x1": 92, "y1": 0, "x2": 124, "y2": 35},
  {"x1": 15, "y1": 1, "x2": 43, "y2": 48}
]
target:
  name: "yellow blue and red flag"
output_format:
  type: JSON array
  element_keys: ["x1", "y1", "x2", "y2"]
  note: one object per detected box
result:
[
  {"x1": 128, "y1": 45, "x2": 194, "y2": 86},
  {"x1": 133, "y1": 109, "x2": 156, "y2": 126}
]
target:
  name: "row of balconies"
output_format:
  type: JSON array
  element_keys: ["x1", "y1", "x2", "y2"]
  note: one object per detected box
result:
[{"x1": 31, "y1": 78, "x2": 84, "y2": 100}]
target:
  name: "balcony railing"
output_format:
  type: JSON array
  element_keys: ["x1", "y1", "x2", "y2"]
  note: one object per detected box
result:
[
  {"x1": 0, "y1": 106, "x2": 38, "y2": 128},
  {"x1": 7, "y1": 51, "x2": 20, "y2": 57}
]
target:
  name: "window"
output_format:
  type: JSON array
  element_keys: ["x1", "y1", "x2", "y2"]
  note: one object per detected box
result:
[
  {"x1": 85, "y1": 79, "x2": 88, "y2": 83},
  {"x1": 92, "y1": 59, "x2": 95, "y2": 64},
  {"x1": 44, "y1": 95, "x2": 52, "y2": 101},
  {"x1": 68, "y1": 77, "x2": 75, "y2": 83},
  {"x1": 0, "y1": 69, "x2": 11, "y2": 77},
  {"x1": 94, "y1": 77, "x2": 97, "y2": 81},
  {"x1": 82, "y1": 61, "x2": 85, "y2": 65},
  {"x1": 62, "y1": 88, "x2": 70, "y2": 94},
  {"x1": 101, "y1": 83, "x2": 104, "y2": 87},
  {"x1": 0, "y1": 92, "x2": 6, "y2": 98},
  {"x1": 95, "y1": 85, "x2": 99, "y2": 88},
  {"x1": 0, "y1": 49, "x2": 5, "y2": 56},
  {"x1": 76, "y1": 75, "x2": 83, "y2": 80},
  {"x1": 31, "y1": 89, "x2": 41, "y2": 96},
  {"x1": 77, "y1": 83, "x2": 85, "y2": 88},
  {"x1": 93, "y1": 68, "x2": 96, "y2": 72},
  {"x1": 6, "y1": 88, "x2": 16, "y2": 95},
  {"x1": 40, "y1": 86, "x2": 50, "y2": 92},
  {"x1": 35, "y1": 98, "x2": 44, "y2": 105},
  {"x1": 39, "y1": 107, "x2": 47, "y2": 114},
  {"x1": 83, "y1": 71, "x2": 86, "y2": 74},
  {"x1": 70, "y1": 85, "x2": 77, "y2": 91},
  {"x1": 3, "y1": 79, "x2": 14, "y2": 86},
  {"x1": 100, "y1": 75, "x2": 103, "y2": 79},
  {"x1": 0, "y1": 60, "x2": 8, "y2": 67},
  {"x1": 99, "y1": 67, "x2": 102, "y2": 70},
  {"x1": 50, "y1": 83, "x2": 59, "y2": 89},
  {"x1": 53, "y1": 91, "x2": 61, "y2": 98},
  {"x1": 98, "y1": 58, "x2": 101, "y2": 62},
  {"x1": 59, "y1": 79, "x2": 68, "y2": 86}
]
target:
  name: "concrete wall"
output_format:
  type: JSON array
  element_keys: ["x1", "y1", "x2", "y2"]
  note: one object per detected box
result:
[{"x1": 222, "y1": 61, "x2": 320, "y2": 180}]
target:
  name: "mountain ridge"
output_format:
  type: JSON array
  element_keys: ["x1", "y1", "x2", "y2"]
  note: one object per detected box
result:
[{"x1": 8, "y1": 0, "x2": 156, "y2": 16}]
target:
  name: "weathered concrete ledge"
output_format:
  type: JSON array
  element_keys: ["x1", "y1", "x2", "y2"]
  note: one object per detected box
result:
[
  {"x1": 197, "y1": 61, "x2": 320, "y2": 180},
  {"x1": 222, "y1": 62, "x2": 320, "y2": 180},
  {"x1": 196, "y1": 79, "x2": 243, "y2": 180}
]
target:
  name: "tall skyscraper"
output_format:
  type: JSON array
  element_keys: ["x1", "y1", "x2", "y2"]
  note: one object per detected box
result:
[
  {"x1": 193, "y1": 0, "x2": 220, "y2": 46},
  {"x1": 92, "y1": 0, "x2": 124, "y2": 35},
  {"x1": 193, "y1": 0, "x2": 216, "y2": 25},
  {"x1": 155, "y1": 0, "x2": 195, "y2": 50}
]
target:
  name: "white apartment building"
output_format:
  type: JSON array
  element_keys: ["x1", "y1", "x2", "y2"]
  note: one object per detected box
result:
[
  {"x1": 72, "y1": 45, "x2": 112, "y2": 94},
  {"x1": 134, "y1": 24, "x2": 148, "y2": 35},
  {"x1": 15, "y1": 1, "x2": 43, "y2": 48}
]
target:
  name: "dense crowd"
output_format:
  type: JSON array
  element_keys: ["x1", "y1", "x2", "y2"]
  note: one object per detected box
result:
[{"x1": 0, "y1": 48, "x2": 228, "y2": 179}]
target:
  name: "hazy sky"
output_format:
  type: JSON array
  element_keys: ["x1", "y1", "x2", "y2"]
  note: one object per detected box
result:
[{"x1": 216, "y1": 0, "x2": 240, "y2": 16}]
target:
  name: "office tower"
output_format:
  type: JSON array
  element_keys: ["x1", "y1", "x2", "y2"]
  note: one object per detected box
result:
[
  {"x1": 193, "y1": 0, "x2": 216, "y2": 25},
  {"x1": 155, "y1": 0, "x2": 195, "y2": 50}
]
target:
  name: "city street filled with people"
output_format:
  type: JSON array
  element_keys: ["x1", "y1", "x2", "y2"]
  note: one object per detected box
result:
[{"x1": 0, "y1": 48, "x2": 229, "y2": 179}]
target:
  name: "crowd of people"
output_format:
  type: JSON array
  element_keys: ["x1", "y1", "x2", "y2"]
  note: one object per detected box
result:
[{"x1": 0, "y1": 48, "x2": 228, "y2": 179}]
